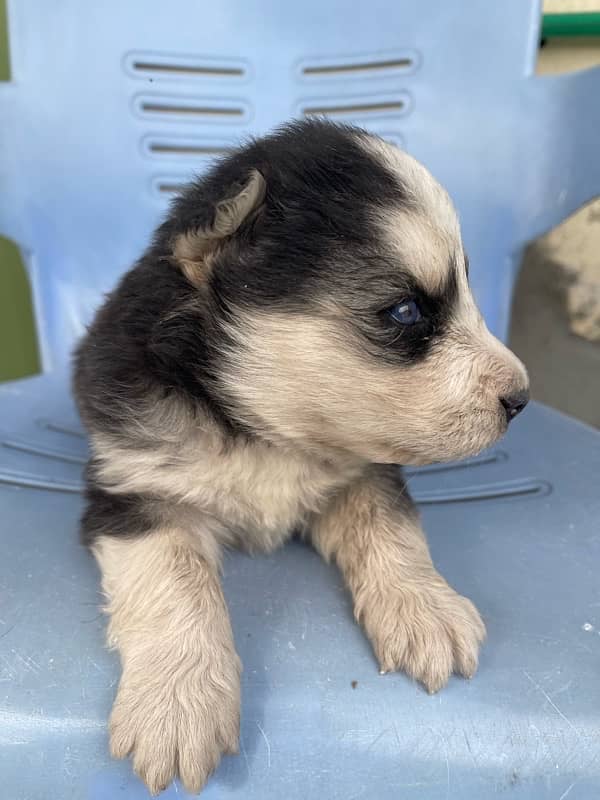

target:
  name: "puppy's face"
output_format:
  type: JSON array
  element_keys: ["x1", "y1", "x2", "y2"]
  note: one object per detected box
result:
[{"x1": 172, "y1": 121, "x2": 528, "y2": 465}]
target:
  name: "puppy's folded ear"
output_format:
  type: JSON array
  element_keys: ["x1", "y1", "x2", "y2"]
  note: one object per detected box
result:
[{"x1": 173, "y1": 169, "x2": 266, "y2": 288}]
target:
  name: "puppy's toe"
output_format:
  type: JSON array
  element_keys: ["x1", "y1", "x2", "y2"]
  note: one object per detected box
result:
[
  {"x1": 130, "y1": 720, "x2": 178, "y2": 796},
  {"x1": 417, "y1": 636, "x2": 455, "y2": 695},
  {"x1": 109, "y1": 703, "x2": 136, "y2": 760},
  {"x1": 176, "y1": 738, "x2": 217, "y2": 796},
  {"x1": 448, "y1": 597, "x2": 486, "y2": 679}
]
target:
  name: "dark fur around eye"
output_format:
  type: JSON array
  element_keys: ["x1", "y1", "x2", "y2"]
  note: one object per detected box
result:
[{"x1": 349, "y1": 262, "x2": 459, "y2": 365}]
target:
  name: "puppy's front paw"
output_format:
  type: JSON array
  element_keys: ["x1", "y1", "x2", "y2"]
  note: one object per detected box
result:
[
  {"x1": 109, "y1": 655, "x2": 241, "y2": 795},
  {"x1": 362, "y1": 580, "x2": 486, "y2": 693}
]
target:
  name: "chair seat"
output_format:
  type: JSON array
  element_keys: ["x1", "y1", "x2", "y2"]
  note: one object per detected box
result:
[{"x1": 1, "y1": 374, "x2": 599, "y2": 799}]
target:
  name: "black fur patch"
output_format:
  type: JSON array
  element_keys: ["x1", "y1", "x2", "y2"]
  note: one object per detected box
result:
[
  {"x1": 81, "y1": 479, "x2": 159, "y2": 546},
  {"x1": 156, "y1": 118, "x2": 408, "y2": 310}
]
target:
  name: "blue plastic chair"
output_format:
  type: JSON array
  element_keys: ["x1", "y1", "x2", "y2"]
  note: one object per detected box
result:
[{"x1": 1, "y1": 1, "x2": 600, "y2": 797}]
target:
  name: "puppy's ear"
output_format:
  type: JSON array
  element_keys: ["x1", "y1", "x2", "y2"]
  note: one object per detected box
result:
[{"x1": 173, "y1": 169, "x2": 266, "y2": 288}]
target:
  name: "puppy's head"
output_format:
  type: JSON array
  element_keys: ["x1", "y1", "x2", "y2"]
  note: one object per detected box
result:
[{"x1": 168, "y1": 120, "x2": 528, "y2": 465}]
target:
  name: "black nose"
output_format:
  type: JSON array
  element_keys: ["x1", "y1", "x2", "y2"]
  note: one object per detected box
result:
[{"x1": 500, "y1": 389, "x2": 530, "y2": 423}]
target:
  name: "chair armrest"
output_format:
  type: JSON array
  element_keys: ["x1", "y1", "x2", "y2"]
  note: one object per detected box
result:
[{"x1": 518, "y1": 65, "x2": 600, "y2": 243}]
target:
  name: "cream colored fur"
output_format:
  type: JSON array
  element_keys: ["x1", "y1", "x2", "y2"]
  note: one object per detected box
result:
[
  {"x1": 311, "y1": 466, "x2": 486, "y2": 693},
  {"x1": 92, "y1": 427, "x2": 361, "y2": 551},
  {"x1": 363, "y1": 134, "x2": 461, "y2": 248},
  {"x1": 93, "y1": 531, "x2": 241, "y2": 795},
  {"x1": 220, "y1": 307, "x2": 527, "y2": 466}
]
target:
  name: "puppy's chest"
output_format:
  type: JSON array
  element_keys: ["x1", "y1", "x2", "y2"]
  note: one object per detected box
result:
[
  {"x1": 94, "y1": 434, "x2": 355, "y2": 547},
  {"x1": 193, "y1": 445, "x2": 352, "y2": 545}
]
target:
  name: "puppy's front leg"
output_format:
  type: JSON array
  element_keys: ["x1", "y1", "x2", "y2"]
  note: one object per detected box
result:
[
  {"x1": 311, "y1": 466, "x2": 485, "y2": 692},
  {"x1": 91, "y1": 518, "x2": 240, "y2": 795}
]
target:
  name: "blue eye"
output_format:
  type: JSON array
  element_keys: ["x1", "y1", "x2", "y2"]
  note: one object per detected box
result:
[{"x1": 388, "y1": 298, "x2": 422, "y2": 325}]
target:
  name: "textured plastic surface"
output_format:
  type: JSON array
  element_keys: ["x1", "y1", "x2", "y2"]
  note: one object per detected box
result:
[{"x1": 1, "y1": 1, "x2": 600, "y2": 798}]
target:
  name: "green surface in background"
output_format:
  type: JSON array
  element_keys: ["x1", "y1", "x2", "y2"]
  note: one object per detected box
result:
[
  {"x1": 542, "y1": 13, "x2": 600, "y2": 39},
  {"x1": 0, "y1": 0, "x2": 41, "y2": 381},
  {"x1": 0, "y1": 237, "x2": 41, "y2": 380}
]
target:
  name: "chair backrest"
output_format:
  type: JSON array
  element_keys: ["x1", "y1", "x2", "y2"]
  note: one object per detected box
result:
[{"x1": 1, "y1": 0, "x2": 599, "y2": 371}]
